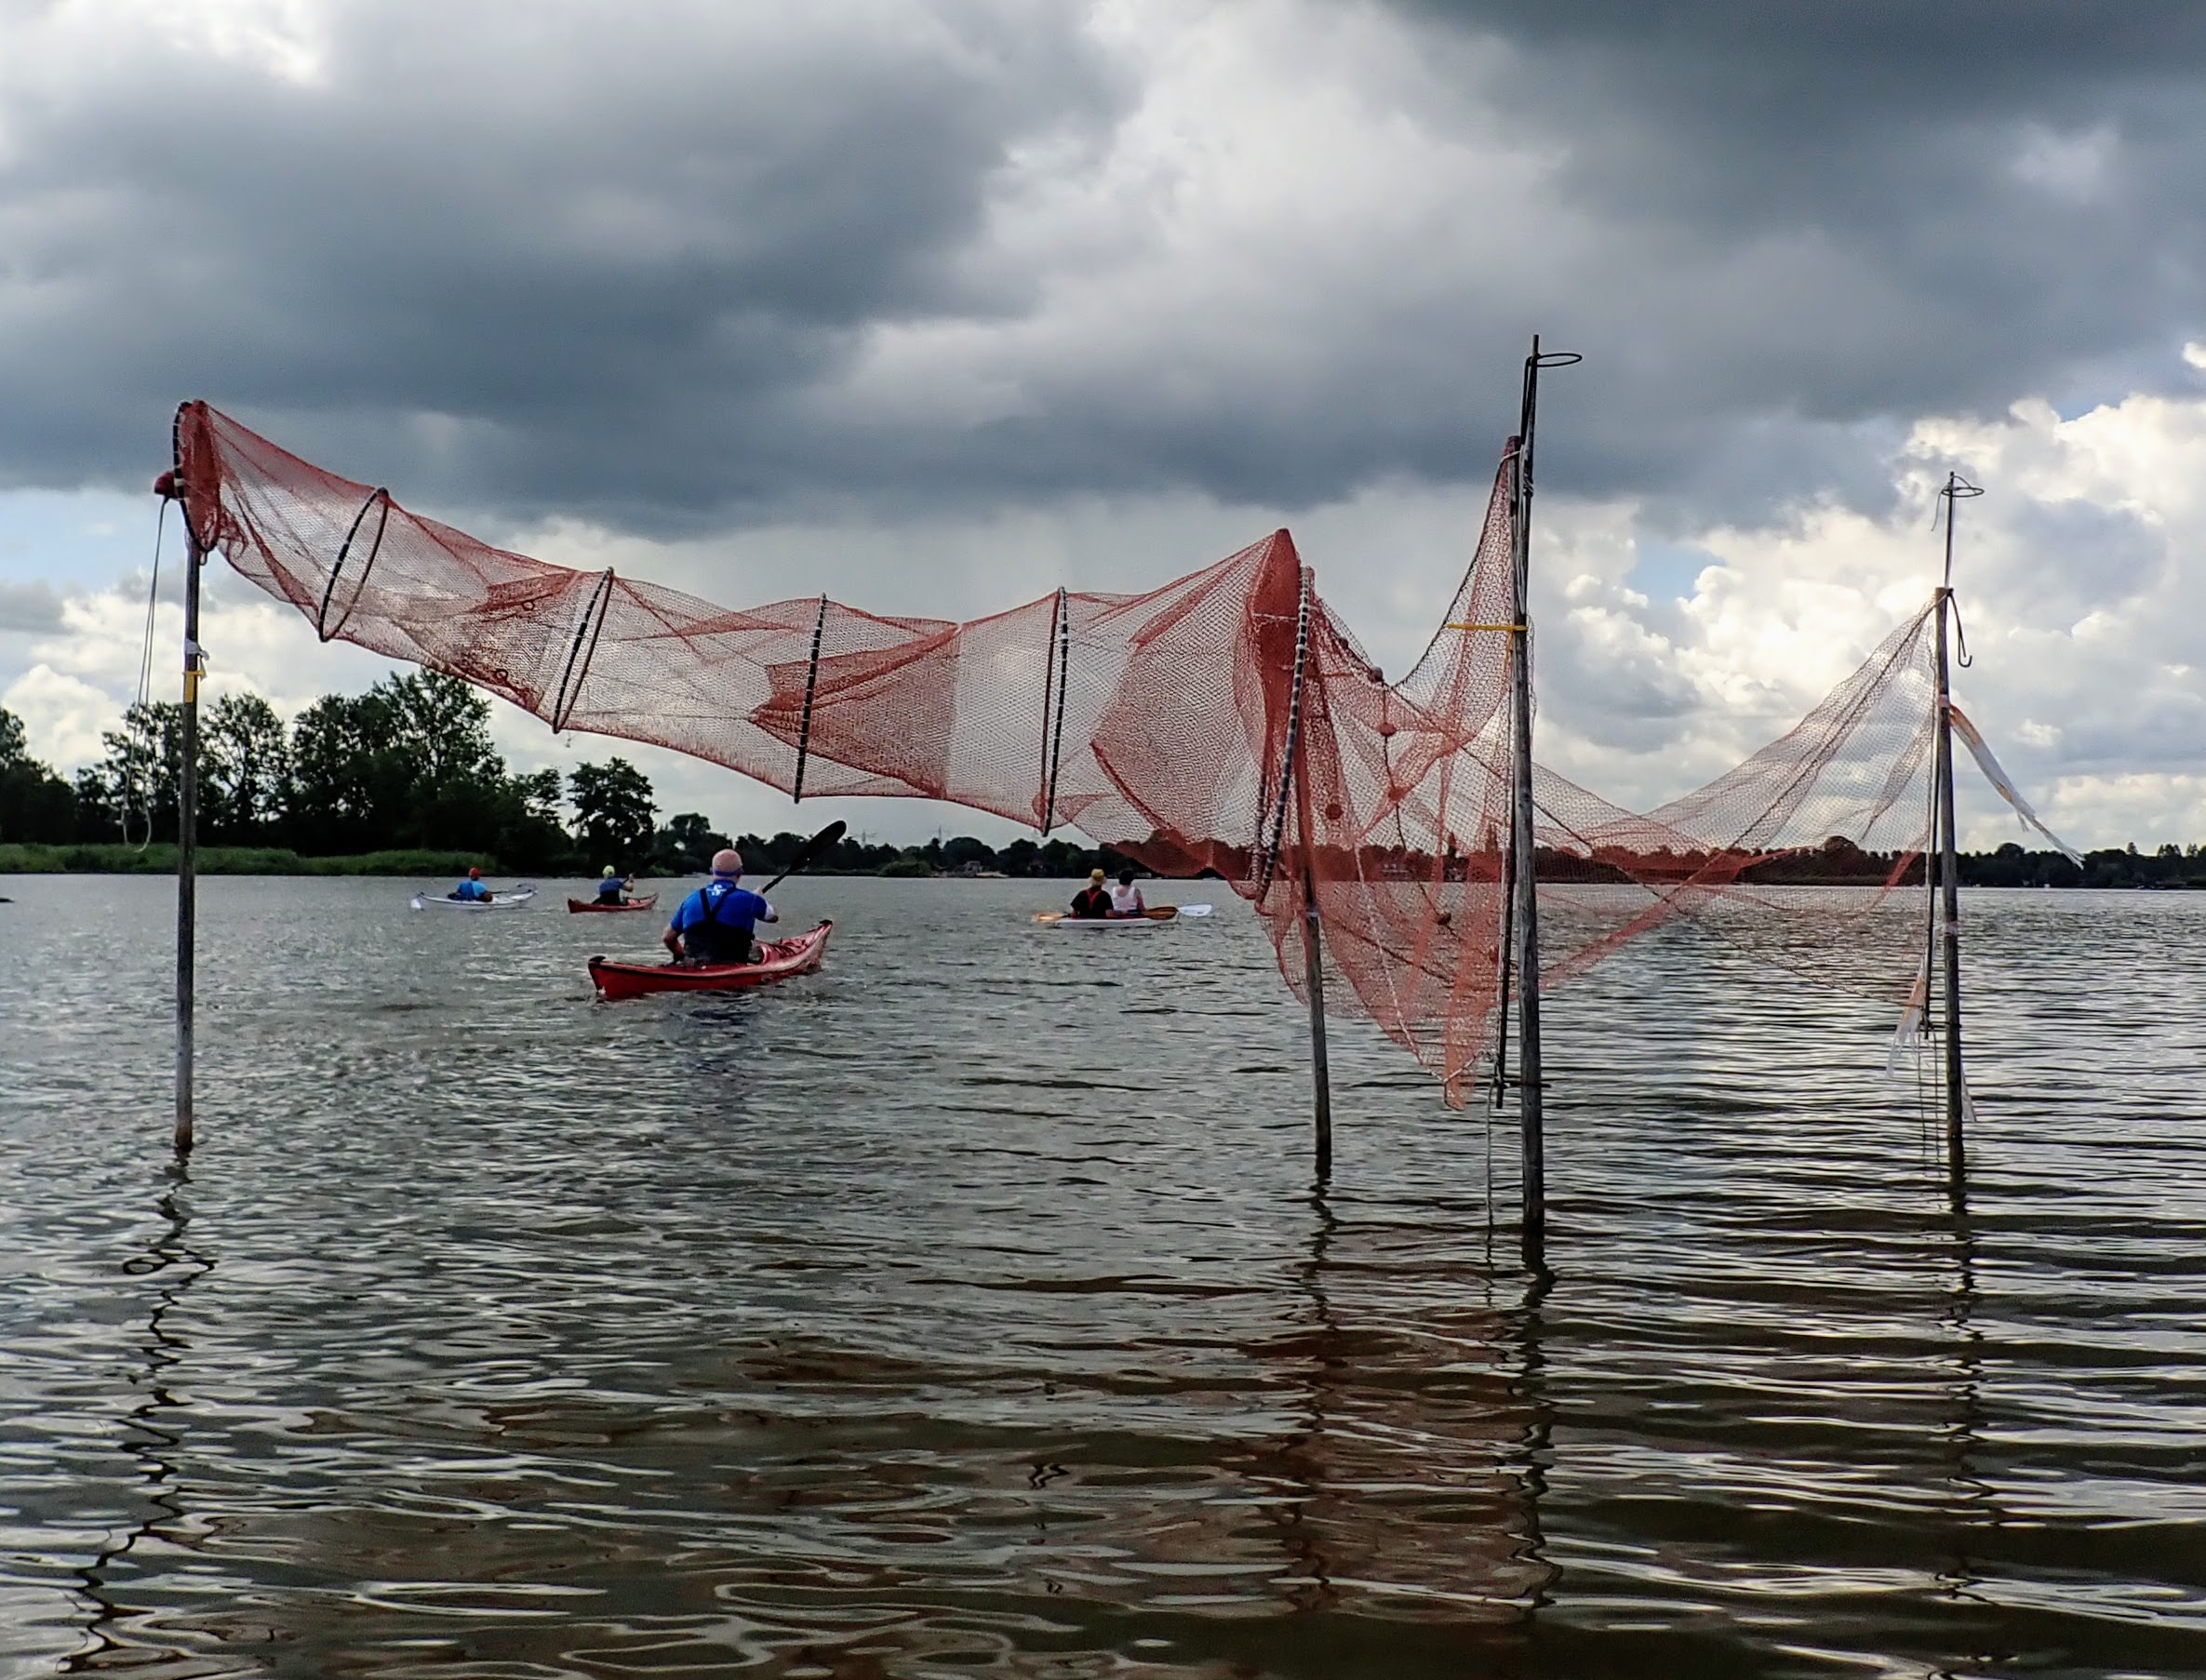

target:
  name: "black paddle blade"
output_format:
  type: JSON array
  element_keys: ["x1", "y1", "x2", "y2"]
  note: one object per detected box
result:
[{"x1": 763, "y1": 820, "x2": 847, "y2": 889}]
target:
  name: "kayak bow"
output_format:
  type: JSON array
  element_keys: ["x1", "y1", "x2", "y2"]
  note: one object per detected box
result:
[{"x1": 589, "y1": 920, "x2": 834, "y2": 1000}]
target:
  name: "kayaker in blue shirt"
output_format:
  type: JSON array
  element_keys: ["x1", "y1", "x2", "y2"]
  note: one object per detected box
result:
[
  {"x1": 663, "y1": 848, "x2": 778, "y2": 965},
  {"x1": 450, "y1": 867, "x2": 491, "y2": 902},
  {"x1": 595, "y1": 866, "x2": 630, "y2": 904}
]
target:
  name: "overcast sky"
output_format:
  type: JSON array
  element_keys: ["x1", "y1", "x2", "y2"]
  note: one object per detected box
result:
[{"x1": 4, "y1": 0, "x2": 2202, "y2": 849}]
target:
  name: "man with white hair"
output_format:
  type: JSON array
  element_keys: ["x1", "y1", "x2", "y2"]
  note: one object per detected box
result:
[{"x1": 663, "y1": 848, "x2": 779, "y2": 966}]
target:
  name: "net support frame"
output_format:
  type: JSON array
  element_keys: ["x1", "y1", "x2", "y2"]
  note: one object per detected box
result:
[
  {"x1": 314, "y1": 487, "x2": 391, "y2": 642},
  {"x1": 548, "y1": 567, "x2": 616, "y2": 734},
  {"x1": 159, "y1": 389, "x2": 2010, "y2": 1190},
  {"x1": 792, "y1": 592, "x2": 829, "y2": 803},
  {"x1": 1298, "y1": 774, "x2": 1333, "y2": 1179},
  {"x1": 1934, "y1": 593, "x2": 1964, "y2": 1182},
  {"x1": 167, "y1": 403, "x2": 203, "y2": 1156},
  {"x1": 1509, "y1": 335, "x2": 1580, "y2": 1274},
  {"x1": 1039, "y1": 586, "x2": 1070, "y2": 836},
  {"x1": 1256, "y1": 567, "x2": 1315, "y2": 901},
  {"x1": 1933, "y1": 469, "x2": 1978, "y2": 1194}
]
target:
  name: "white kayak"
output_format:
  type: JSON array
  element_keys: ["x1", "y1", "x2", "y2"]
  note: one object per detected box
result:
[
  {"x1": 411, "y1": 884, "x2": 538, "y2": 911},
  {"x1": 1032, "y1": 903, "x2": 1211, "y2": 927}
]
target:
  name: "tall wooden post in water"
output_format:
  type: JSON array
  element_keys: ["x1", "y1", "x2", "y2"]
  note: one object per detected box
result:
[
  {"x1": 1934, "y1": 473, "x2": 1979, "y2": 1187},
  {"x1": 1303, "y1": 869, "x2": 1332, "y2": 1180},
  {"x1": 1508, "y1": 339, "x2": 1579, "y2": 1271},
  {"x1": 1284, "y1": 567, "x2": 1330, "y2": 1180},
  {"x1": 172, "y1": 466, "x2": 205, "y2": 1155}
]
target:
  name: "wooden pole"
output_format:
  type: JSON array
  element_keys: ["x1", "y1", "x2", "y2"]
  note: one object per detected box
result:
[
  {"x1": 1303, "y1": 869, "x2": 1332, "y2": 1180},
  {"x1": 175, "y1": 502, "x2": 204, "y2": 1155},
  {"x1": 1934, "y1": 471, "x2": 1974, "y2": 1188},
  {"x1": 1289, "y1": 580, "x2": 1330, "y2": 1180},
  {"x1": 1263, "y1": 564, "x2": 1328, "y2": 1171},
  {"x1": 1934, "y1": 592, "x2": 1963, "y2": 1180},
  {"x1": 1505, "y1": 338, "x2": 1575, "y2": 1269}
]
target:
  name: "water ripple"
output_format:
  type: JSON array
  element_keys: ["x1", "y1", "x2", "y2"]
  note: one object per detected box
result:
[{"x1": 1, "y1": 877, "x2": 2202, "y2": 1676}]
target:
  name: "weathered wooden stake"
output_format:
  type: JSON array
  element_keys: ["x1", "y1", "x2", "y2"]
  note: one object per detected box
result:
[
  {"x1": 1507, "y1": 336, "x2": 1577, "y2": 1271},
  {"x1": 175, "y1": 505, "x2": 204, "y2": 1155},
  {"x1": 1266, "y1": 565, "x2": 1328, "y2": 1176},
  {"x1": 1934, "y1": 471, "x2": 1977, "y2": 1188},
  {"x1": 1303, "y1": 870, "x2": 1332, "y2": 1180}
]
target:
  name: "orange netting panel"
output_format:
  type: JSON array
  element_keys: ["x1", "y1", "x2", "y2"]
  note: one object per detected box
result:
[{"x1": 176, "y1": 402, "x2": 1941, "y2": 1102}]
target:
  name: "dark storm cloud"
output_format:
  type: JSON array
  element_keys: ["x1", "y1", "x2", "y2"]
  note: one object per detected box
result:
[
  {"x1": 1393, "y1": 1, "x2": 2206, "y2": 518},
  {"x1": 4, "y1": 0, "x2": 2206, "y2": 529},
  {"x1": 0, "y1": 1, "x2": 1124, "y2": 521}
]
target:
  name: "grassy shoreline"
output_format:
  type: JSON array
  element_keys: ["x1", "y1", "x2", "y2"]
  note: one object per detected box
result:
[{"x1": 0, "y1": 843, "x2": 500, "y2": 876}]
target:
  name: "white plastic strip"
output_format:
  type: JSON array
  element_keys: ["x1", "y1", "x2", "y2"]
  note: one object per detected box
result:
[{"x1": 1948, "y1": 702, "x2": 2083, "y2": 863}]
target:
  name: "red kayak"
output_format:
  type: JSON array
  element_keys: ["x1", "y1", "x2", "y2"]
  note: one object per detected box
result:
[
  {"x1": 588, "y1": 921, "x2": 834, "y2": 1001},
  {"x1": 567, "y1": 893, "x2": 660, "y2": 914}
]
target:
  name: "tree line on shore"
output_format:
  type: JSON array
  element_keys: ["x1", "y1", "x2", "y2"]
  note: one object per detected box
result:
[
  {"x1": 4, "y1": 673, "x2": 2203, "y2": 887},
  {"x1": 0, "y1": 673, "x2": 1138, "y2": 877}
]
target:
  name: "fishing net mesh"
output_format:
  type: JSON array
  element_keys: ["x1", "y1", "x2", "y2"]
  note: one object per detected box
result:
[{"x1": 175, "y1": 402, "x2": 1938, "y2": 1101}]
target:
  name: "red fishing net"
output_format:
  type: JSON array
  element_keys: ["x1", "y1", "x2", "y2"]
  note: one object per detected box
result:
[{"x1": 172, "y1": 402, "x2": 1943, "y2": 1102}]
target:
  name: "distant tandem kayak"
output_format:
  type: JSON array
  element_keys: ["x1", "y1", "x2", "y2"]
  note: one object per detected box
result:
[
  {"x1": 1032, "y1": 905, "x2": 1211, "y2": 926},
  {"x1": 589, "y1": 921, "x2": 834, "y2": 1000},
  {"x1": 411, "y1": 885, "x2": 538, "y2": 911},
  {"x1": 567, "y1": 894, "x2": 660, "y2": 914}
]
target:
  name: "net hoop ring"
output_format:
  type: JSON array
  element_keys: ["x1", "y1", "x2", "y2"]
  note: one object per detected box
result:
[{"x1": 315, "y1": 487, "x2": 392, "y2": 642}]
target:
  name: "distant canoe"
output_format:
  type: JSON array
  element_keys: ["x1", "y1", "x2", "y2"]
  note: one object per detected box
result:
[
  {"x1": 567, "y1": 894, "x2": 660, "y2": 914},
  {"x1": 410, "y1": 886, "x2": 537, "y2": 911},
  {"x1": 1033, "y1": 906, "x2": 1178, "y2": 927}
]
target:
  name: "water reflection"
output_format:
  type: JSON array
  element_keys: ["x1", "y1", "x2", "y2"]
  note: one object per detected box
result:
[
  {"x1": 69, "y1": 1156, "x2": 211, "y2": 1671},
  {"x1": 1215, "y1": 1189, "x2": 1555, "y2": 1636},
  {"x1": 2, "y1": 878, "x2": 2203, "y2": 1675},
  {"x1": 1933, "y1": 1201, "x2": 1996, "y2": 1613}
]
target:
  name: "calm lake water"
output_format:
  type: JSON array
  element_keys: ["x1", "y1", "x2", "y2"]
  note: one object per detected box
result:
[{"x1": 2, "y1": 875, "x2": 2202, "y2": 1678}]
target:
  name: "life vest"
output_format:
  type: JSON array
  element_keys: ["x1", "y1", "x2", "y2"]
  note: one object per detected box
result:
[{"x1": 682, "y1": 880, "x2": 762, "y2": 961}]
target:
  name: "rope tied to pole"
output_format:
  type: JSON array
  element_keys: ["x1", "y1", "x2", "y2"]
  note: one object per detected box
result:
[{"x1": 121, "y1": 498, "x2": 172, "y2": 853}]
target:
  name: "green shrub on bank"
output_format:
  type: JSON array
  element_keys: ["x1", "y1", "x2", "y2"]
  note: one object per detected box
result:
[{"x1": 0, "y1": 844, "x2": 498, "y2": 876}]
